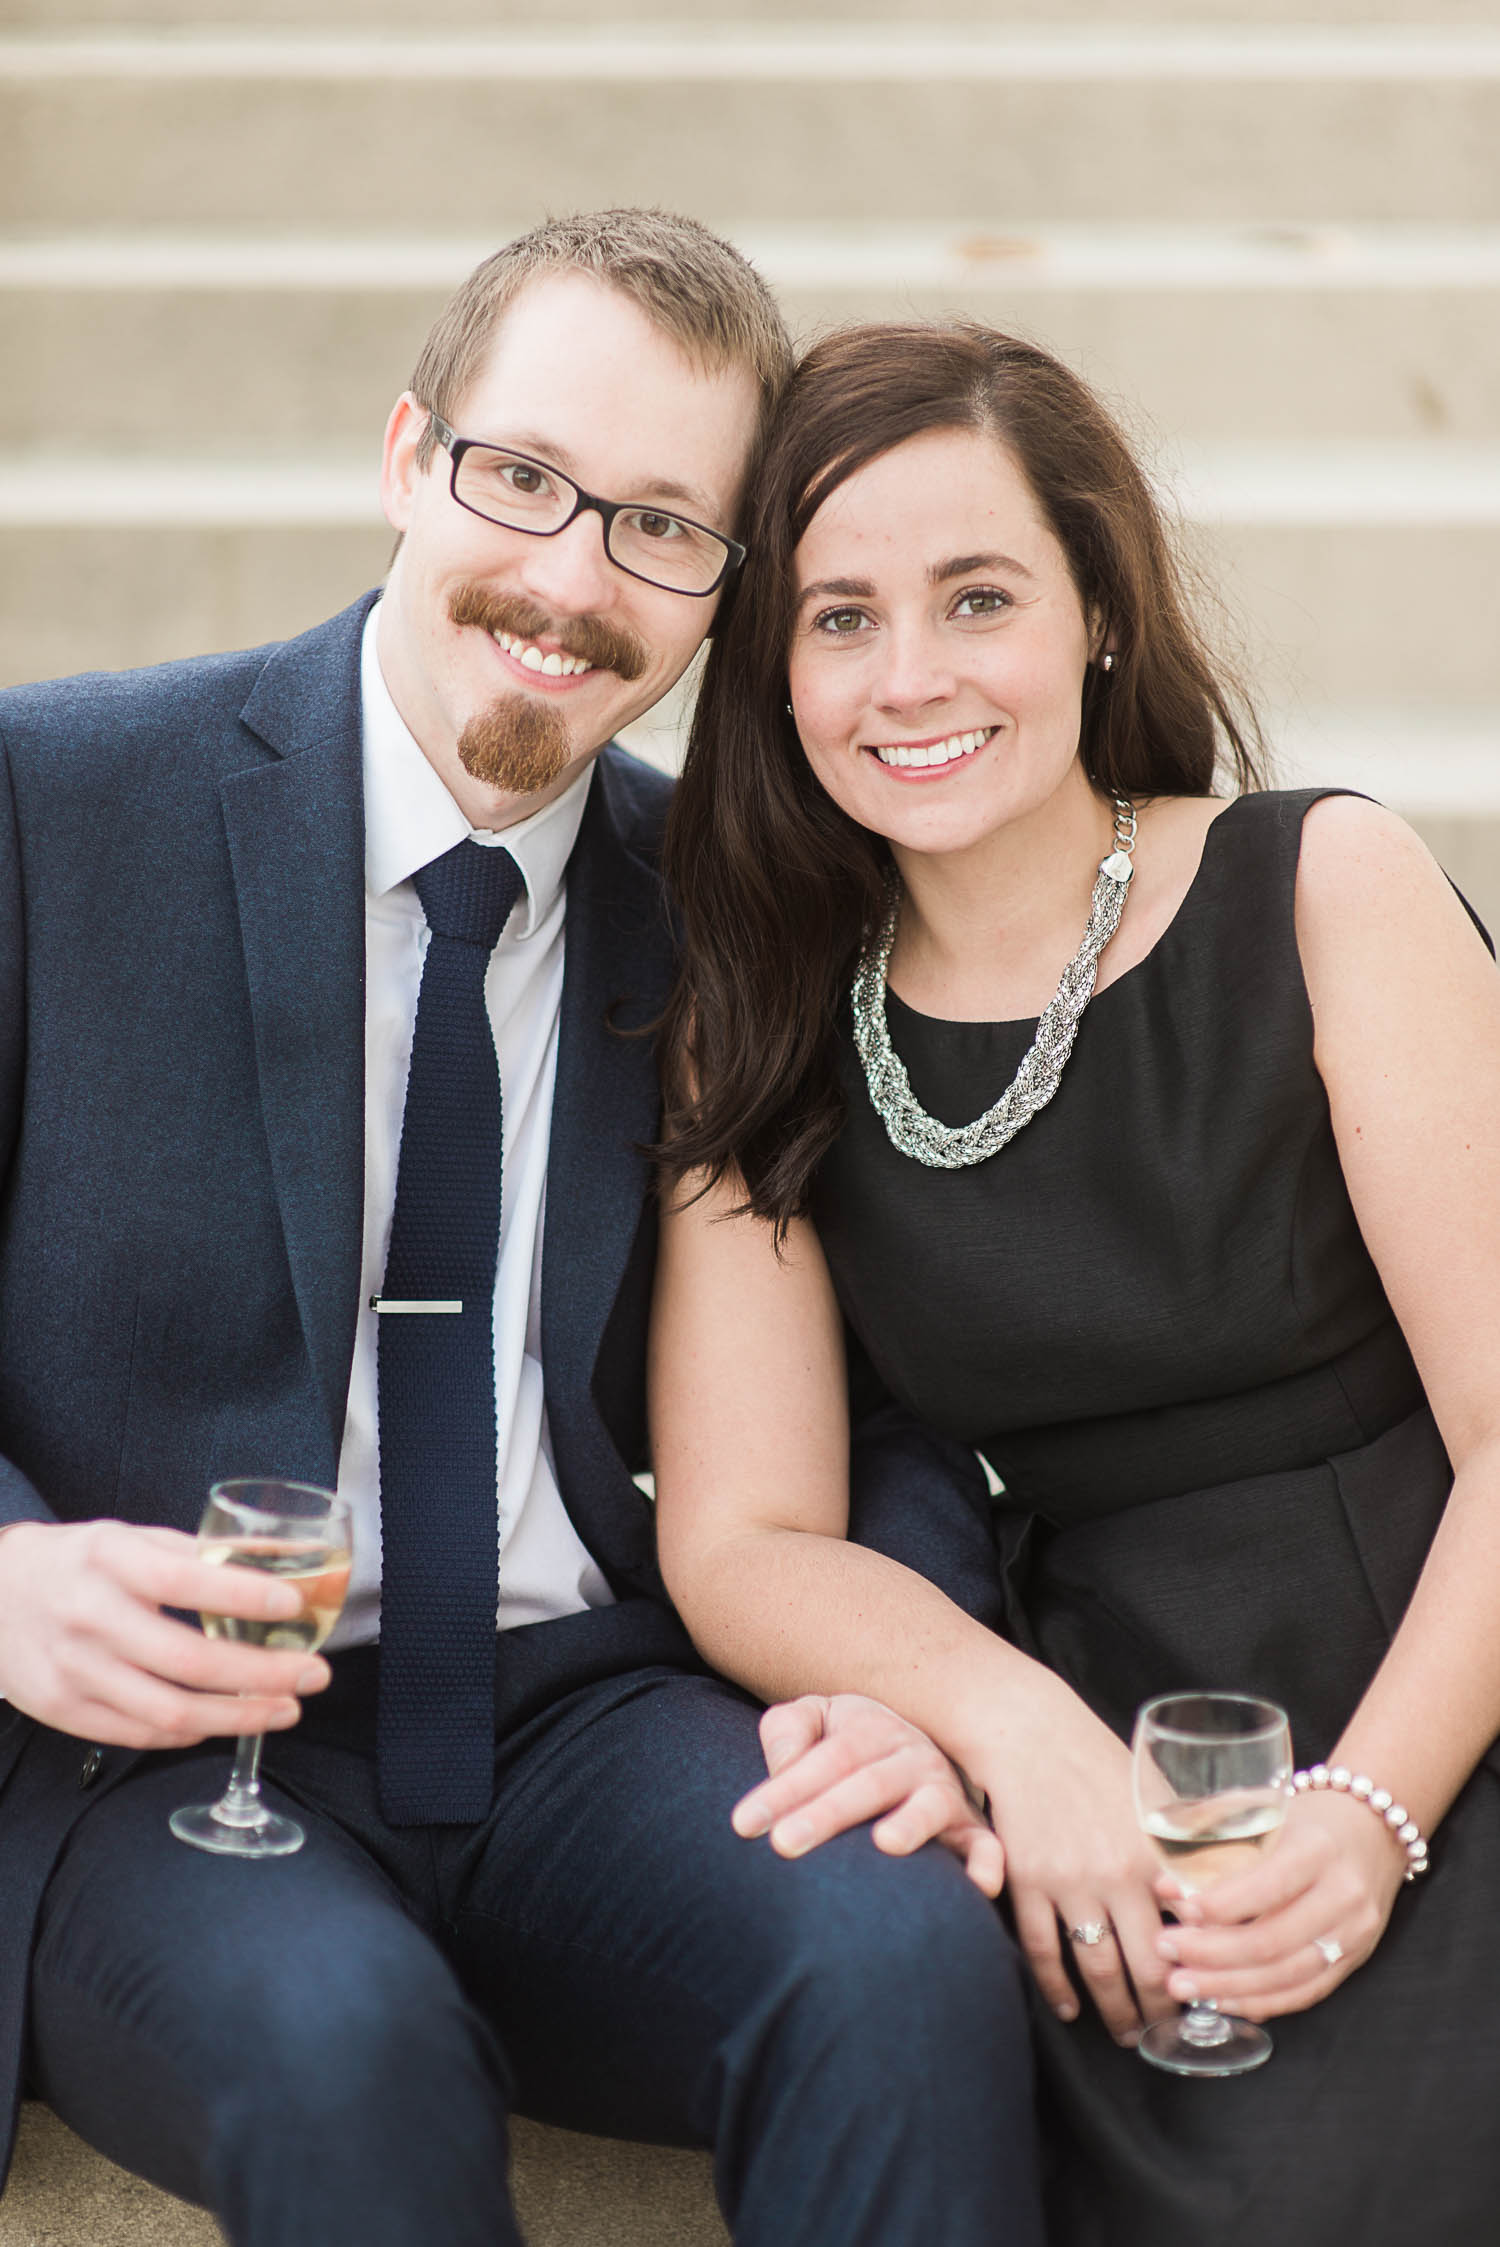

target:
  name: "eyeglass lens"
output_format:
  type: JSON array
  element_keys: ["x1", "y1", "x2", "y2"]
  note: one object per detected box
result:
[{"x1": 453, "y1": 446, "x2": 729, "y2": 593}]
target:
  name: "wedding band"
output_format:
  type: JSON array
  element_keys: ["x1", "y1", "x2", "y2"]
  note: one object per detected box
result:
[
  {"x1": 1314, "y1": 1933, "x2": 1344, "y2": 1967},
  {"x1": 1068, "y1": 1921, "x2": 1111, "y2": 1947}
]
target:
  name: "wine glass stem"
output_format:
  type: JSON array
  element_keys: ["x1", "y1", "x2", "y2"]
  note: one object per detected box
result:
[
  {"x1": 1180, "y1": 2000, "x2": 1234, "y2": 2049},
  {"x1": 213, "y1": 1731, "x2": 271, "y2": 1831}
]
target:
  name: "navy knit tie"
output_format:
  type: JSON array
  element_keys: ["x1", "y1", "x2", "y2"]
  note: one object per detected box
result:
[{"x1": 376, "y1": 837, "x2": 524, "y2": 1825}]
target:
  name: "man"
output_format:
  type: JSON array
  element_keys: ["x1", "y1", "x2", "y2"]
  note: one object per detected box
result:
[{"x1": 0, "y1": 210, "x2": 1039, "y2": 2246}]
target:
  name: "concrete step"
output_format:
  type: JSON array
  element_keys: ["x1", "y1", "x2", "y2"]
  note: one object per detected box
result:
[
  {"x1": 0, "y1": 2102, "x2": 727, "y2": 2247},
  {"x1": 7, "y1": 0, "x2": 1499, "y2": 23},
  {"x1": 4, "y1": 28, "x2": 1499, "y2": 228},
  {"x1": 1, "y1": 444, "x2": 1494, "y2": 704},
  {"x1": 4, "y1": 225, "x2": 1499, "y2": 449}
]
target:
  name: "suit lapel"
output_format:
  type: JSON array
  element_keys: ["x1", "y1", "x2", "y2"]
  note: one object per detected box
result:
[
  {"x1": 219, "y1": 599, "x2": 372, "y2": 1454},
  {"x1": 542, "y1": 757, "x2": 674, "y2": 1536}
]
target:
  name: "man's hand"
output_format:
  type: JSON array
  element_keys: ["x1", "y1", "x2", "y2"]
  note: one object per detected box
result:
[
  {"x1": 730, "y1": 1692, "x2": 1006, "y2": 1895},
  {"x1": 0, "y1": 1518, "x2": 331, "y2": 1748}
]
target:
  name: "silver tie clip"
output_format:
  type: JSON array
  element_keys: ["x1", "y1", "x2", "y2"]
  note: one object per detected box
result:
[{"x1": 369, "y1": 1297, "x2": 463, "y2": 1314}]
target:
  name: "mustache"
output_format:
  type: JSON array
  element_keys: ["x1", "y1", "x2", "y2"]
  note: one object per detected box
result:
[{"x1": 448, "y1": 583, "x2": 649, "y2": 683}]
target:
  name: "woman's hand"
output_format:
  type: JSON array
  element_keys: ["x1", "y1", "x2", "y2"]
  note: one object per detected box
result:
[
  {"x1": 1153, "y1": 1789, "x2": 1407, "y2": 2021},
  {"x1": 731, "y1": 1693, "x2": 1006, "y2": 1895},
  {"x1": 972, "y1": 1682, "x2": 1178, "y2": 2046}
]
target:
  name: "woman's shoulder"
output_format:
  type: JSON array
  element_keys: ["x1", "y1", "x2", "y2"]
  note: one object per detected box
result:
[{"x1": 1293, "y1": 790, "x2": 1494, "y2": 977}]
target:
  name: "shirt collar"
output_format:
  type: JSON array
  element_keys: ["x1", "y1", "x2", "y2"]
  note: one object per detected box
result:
[{"x1": 360, "y1": 599, "x2": 594, "y2": 939}]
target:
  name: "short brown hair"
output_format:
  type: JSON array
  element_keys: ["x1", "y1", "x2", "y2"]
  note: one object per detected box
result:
[
  {"x1": 409, "y1": 207, "x2": 792, "y2": 473},
  {"x1": 659, "y1": 320, "x2": 1268, "y2": 1233}
]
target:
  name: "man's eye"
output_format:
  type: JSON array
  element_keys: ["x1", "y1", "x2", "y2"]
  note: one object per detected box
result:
[
  {"x1": 632, "y1": 511, "x2": 686, "y2": 542},
  {"x1": 501, "y1": 462, "x2": 550, "y2": 497}
]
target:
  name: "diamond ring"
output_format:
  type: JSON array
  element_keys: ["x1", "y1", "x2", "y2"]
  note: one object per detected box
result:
[
  {"x1": 1313, "y1": 1933, "x2": 1344, "y2": 1967},
  {"x1": 1068, "y1": 1921, "x2": 1111, "y2": 1947}
]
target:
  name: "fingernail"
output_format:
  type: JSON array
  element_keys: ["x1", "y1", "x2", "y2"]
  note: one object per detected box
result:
[
  {"x1": 1157, "y1": 1933, "x2": 1180, "y2": 1962},
  {"x1": 269, "y1": 1700, "x2": 301, "y2": 1728},
  {"x1": 732, "y1": 1804, "x2": 769, "y2": 1838},
  {"x1": 1117, "y1": 2030, "x2": 1142, "y2": 2050},
  {"x1": 268, "y1": 1588, "x2": 303, "y2": 1619},
  {"x1": 1056, "y1": 2003, "x2": 1078, "y2": 2023},
  {"x1": 765, "y1": 1744, "x2": 796, "y2": 1775},
  {"x1": 774, "y1": 1818, "x2": 813, "y2": 1857},
  {"x1": 1168, "y1": 1974, "x2": 1199, "y2": 2002},
  {"x1": 296, "y1": 1662, "x2": 327, "y2": 1694}
]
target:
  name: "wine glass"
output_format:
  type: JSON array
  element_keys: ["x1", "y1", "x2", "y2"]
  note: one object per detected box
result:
[
  {"x1": 169, "y1": 1478, "x2": 352, "y2": 1859},
  {"x1": 1131, "y1": 1691, "x2": 1293, "y2": 2076}
]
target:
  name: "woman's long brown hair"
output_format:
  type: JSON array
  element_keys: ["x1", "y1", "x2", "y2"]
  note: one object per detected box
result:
[{"x1": 657, "y1": 322, "x2": 1268, "y2": 1237}]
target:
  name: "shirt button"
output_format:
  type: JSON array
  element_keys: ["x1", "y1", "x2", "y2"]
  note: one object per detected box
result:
[{"x1": 78, "y1": 1746, "x2": 105, "y2": 1789}]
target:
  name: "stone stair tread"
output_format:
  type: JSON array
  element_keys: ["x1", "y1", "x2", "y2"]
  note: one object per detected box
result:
[
  {"x1": 0, "y1": 2103, "x2": 727, "y2": 2247},
  {"x1": 3, "y1": 439, "x2": 1499, "y2": 524}
]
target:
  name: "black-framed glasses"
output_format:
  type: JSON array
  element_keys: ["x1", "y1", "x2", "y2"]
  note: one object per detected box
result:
[{"x1": 428, "y1": 415, "x2": 745, "y2": 598}]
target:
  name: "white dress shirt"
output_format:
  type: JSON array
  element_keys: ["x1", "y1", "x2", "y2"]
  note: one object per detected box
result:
[{"x1": 331, "y1": 602, "x2": 615, "y2": 1647}]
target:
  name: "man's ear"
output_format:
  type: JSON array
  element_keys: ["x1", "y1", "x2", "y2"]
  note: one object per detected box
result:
[{"x1": 380, "y1": 391, "x2": 429, "y2": 535}]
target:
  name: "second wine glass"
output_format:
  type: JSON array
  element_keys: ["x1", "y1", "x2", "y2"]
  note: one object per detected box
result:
[{"x1": 1131, "y1": 1691, "x2": 1293, "y2": 2077}]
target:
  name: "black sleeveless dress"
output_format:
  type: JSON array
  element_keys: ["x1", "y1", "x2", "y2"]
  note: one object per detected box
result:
[{"x1": 813, "y1": 790, "x2": 1500, "y2": 2245}]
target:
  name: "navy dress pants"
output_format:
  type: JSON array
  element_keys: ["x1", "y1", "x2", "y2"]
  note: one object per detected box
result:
[{"x1": 24, "y1": 1622, "x2": 1043, "y2": 2247}]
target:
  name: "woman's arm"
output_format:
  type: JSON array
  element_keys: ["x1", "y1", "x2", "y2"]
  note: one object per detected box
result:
[
  {"x1": 1163, "y1": 794, "x2": 1500, "y2": 2019},
  {"x1": 650, "y1": 1177, "x2": 1176, "y2": 2041}
]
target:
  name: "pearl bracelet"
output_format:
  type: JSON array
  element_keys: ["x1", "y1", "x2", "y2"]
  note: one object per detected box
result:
[{"x1": 1290, "y1": 1765, "x2": 1430, "y2": 1882}]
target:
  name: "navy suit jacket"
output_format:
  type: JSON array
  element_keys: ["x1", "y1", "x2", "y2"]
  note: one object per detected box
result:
[
  {"x1": 0, "y1": 593, "x2": 702, "y2": 2149},
  {"x1": 0, "y1": 591, "x2": 1001, "y2": 2174}
]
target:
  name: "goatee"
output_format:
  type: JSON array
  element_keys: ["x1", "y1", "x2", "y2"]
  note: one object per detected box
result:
[{"x1": 457, "y1": 695, "x2": 572, "y2": 797}]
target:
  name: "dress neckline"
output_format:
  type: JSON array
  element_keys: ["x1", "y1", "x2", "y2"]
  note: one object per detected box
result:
[{"x1": 884, "y1": 790, "x2": 1249, "y2": 1035}]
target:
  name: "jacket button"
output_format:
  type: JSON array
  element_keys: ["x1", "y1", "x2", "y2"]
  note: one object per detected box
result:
[{"x1": 78, "y1": 1746, "x2": 105, "y2": 1789}]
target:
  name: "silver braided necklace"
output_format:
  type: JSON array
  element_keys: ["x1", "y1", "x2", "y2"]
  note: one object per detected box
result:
[{"x1": 850, "y1": 796, "x2": 1138, "y2": 1170}]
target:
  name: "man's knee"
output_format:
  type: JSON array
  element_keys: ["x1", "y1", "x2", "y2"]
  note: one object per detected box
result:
[{"x1": 738, "y1": 1833, "x2": 1028, "y2": 2062}]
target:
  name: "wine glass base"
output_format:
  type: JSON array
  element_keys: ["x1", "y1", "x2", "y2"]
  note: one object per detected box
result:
[
  {"x1": 1137, "y1": 2014, "x2": 1273, "y2": 2077},
  {"x1": 169, "y1": 1803, "x2": 306, "y2": 1858}
]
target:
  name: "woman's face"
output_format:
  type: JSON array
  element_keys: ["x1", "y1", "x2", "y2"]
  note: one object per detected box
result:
[{"x1": 786, "y1": 427, "x2": 1099, "y2": 858}]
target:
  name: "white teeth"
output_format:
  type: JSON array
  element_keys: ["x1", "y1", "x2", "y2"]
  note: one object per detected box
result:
[
  {"x1": 872, "y1": 725, "x2": 995, "y2": 769},
  {"x1": 492, "y1": 630, "x2": 594, "y2": 678}
]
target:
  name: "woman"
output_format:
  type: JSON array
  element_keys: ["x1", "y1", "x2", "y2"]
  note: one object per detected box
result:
[{"x1": 648, "y1": 322, "x2": 1500, "y2": 2243}]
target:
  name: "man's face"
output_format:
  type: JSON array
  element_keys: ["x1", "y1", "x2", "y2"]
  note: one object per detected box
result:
[{"x1": 378, "y1": 272, "x2": 761, "y2": 828}]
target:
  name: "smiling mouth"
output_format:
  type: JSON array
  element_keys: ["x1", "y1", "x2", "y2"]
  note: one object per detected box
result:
[
  {"x1": 492, "y1": 629, "x2": 595, "y2": 680},
  {"x1": 865, "y1": 725, "x2": 998, "y2": 770}
]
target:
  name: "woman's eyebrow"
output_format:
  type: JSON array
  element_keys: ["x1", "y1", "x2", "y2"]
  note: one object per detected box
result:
[
  {"x1": 797, "y1": 577, "x2": 877, "y2": 606},
  {"x1": 929, "y1": 551, "x2": 1035, "y2": 584}
]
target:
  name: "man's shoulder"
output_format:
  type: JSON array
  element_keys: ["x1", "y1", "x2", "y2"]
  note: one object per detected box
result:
[
  {"x1": 0, "y1": 640, "x2": 278, "y2": 747},
  {"x1": 0, "y1": 595, "x2": 374, "y2": 769}
]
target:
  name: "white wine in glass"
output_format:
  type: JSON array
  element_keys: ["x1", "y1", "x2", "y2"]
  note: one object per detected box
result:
[
  {"x1": 1132, "y1": 1691, "x2": 1292, "y2": 2076},
  {"x1": 169, "y1": 1479, "x2": 351, "y2": 1859}
]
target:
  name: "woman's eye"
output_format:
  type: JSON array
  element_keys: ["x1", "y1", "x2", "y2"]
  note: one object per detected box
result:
[
  {"x1": 815, "y1": 607, "x2": 869, "y2": 636},
  {"x1": 953, "y1": 588, "x2": 1011, "y2": 618}
]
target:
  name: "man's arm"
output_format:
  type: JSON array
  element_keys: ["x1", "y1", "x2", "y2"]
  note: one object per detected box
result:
[{"x1": 0, "y1": 723, "x2": 330, "y2": 1747}]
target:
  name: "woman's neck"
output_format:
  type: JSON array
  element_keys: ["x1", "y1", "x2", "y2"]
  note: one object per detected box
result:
[{"x1": 887, "y1": 768, "x2": 1120, "y2": 1024}]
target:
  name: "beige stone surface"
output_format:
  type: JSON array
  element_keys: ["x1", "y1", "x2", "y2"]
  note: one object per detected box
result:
[
  {"x1": 0, "y1": 2104, "x2": 727, "y2": 2247},
  {"x1": 6, "y1": 279, "x2": 1499, "y2": 452},
  {"x1": 8, "y1": 76, "x2": 1499, "y2": 233},
  {"x1": 5, "y1": 0, "x2": 1497, "y2": 22}
]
